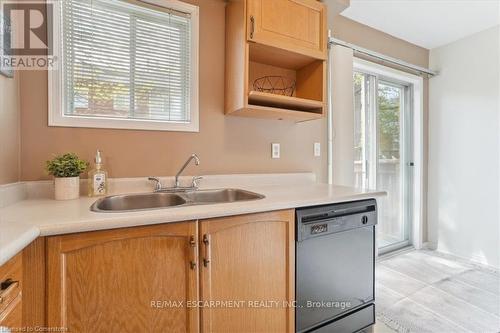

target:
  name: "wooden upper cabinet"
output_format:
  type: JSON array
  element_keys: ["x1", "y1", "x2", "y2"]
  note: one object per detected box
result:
[
  {"x1": 199, "y1": 210, "x2": 295, "y2": 333},
  {"x1": 247, "y1": 0, "x2": 327, "y2": 59},
  {"x1": 225, "y1": 0, "x2": 327, "y2": 121},
  {"x1": 47, "y1": 222, "x2": 199, "y2": 333}
]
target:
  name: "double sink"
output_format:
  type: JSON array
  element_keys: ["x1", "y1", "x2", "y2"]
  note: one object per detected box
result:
[{"x1": 91, "y1": 188, "x2": 265, "y2": 212}]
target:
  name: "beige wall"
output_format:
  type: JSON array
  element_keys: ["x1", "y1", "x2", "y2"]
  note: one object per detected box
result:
[
  {"x1": 331, "y1": 45, "x2": 355, "y2": 186},
  {"x1": 0, "y1": 73, "x2": 20, "y2": 184},
  {"x1": 18, "y1": 3, "x2": 429, "y2": 185},
  {"x1": 20, "y1": 0, "x2": 327, "y2": 181},
  {"x1": 331, "y1": 16, "x2": 429, "y2": 68}
]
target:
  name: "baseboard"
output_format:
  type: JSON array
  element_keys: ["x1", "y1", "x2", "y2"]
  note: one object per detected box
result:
[
  {"x1": 423, "y1": 248, "x2": 499, "y2": 272},
  {"x1": 422, "y1": 241, "x2": 437, "y2": 250}
]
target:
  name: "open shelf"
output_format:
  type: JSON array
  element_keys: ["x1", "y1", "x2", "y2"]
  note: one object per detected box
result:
[
  {"x1": 248, "y1": 91, "x2": 323, "y2": 112},
  {"x1": 224, "y1": 0, "x2": 327, "y2": 122},
  {"x1": 248, "y1": 42, "x2": 324, "y2": 70},
  {"x1": 230, "y1": 105, "x2": 324, "y2": 122}
]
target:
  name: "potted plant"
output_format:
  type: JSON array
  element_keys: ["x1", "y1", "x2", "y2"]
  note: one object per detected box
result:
[{"x1": 46, "y1": 153, "x2": 89, "y2": 200}]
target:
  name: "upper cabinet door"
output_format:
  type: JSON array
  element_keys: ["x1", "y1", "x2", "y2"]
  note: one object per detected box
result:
[
  {"x1": 247, "y1": 0, "x2": 327, "y2": 59},
  {"x1": 47, "y1": 222, "x2": 199, "y2": 333},
  {"x1": 199, "y1": 210, "x2": 295, "y2": 333}
]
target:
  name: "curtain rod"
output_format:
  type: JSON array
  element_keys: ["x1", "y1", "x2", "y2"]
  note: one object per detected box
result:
[{"x1": 328, "y1": 37, "x2": 437, "y2": 77}]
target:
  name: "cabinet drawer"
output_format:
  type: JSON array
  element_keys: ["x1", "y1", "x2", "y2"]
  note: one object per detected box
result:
[
  {"x1": 0, "y1": 254, "x2": 22, "y2": 314},
  {"x1": 247, "y1": 0, "x2": 327, "y2": 59}
]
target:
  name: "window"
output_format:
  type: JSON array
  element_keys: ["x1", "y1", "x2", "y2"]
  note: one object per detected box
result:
[{"x1": 49, "y1": 0, "x2": 199, "y2": 132}]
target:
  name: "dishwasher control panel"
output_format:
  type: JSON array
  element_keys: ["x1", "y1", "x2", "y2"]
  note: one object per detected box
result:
[
  {"x1": 310, "y1": 223, "x2": 328, "y2": 235},
  {"x1": 297, "y1": 199, "x2": 377, "y2": 241}
]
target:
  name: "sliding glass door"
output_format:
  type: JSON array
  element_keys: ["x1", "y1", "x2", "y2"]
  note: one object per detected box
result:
[{"x1": 354, "y1": 71, "x2": 413, "y2": 253}]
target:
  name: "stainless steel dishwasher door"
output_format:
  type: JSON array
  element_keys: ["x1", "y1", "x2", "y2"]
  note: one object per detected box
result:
[{"x1": 296, "y1": 201, "x2": 376, "y2": 333}]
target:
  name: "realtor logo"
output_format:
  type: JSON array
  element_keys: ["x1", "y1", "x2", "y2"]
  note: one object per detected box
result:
[
  {"x1": 0, "y1": 0, "x2": 56, "y2": 73},
  {"x1": 3, "y1": 1, "x2": 52, "y2": 55}
]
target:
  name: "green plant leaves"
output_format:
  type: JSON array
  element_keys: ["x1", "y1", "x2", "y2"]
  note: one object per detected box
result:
[{"x1": 46, "y1": 153, "x2": 89, "y2": 178}]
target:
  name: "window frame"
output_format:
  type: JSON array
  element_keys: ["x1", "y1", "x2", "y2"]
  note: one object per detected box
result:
[
  {"x1": 353, "y1": 57, "x2": 425, "y2": 252},
  {"x1": 48, "y1": 0, "x2": 199, "y2": 132}
]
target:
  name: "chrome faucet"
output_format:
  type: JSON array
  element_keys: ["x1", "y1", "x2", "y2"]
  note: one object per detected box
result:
[
  {"x1": 148, "y1": 154, "x2": 201, "y2": 192},
  {"x1": 148, "y1": 177, "x2": 163, "y2": 191},
  {"x1": 175, "y1": 153, "x2": 200, "y2": 187}
]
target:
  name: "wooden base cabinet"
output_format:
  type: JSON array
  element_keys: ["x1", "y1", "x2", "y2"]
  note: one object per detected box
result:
[
  {"x1": 0, "y1": 238, "x2": 47, "y2": 331},
  {"x1": 47, "y1": 222, "x2": 199, "y2": 333},
  {"x1": 0, "y1": 253, "x2": 23, "y2": 330},
  {"x1": 200, "y1": 210, "x2": 295, "y2": 333},
  {"x1": 46, "y1": 210, "x2": 295, "y2": 333}
]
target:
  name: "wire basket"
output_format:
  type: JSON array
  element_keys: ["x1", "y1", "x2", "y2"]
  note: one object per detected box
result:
[{"x1": 253, "y1": 76, "x2": 296, "y2": 96}]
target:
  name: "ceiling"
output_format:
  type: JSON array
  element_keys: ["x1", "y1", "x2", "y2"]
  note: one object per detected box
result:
[{"x1": 340, "y1": 0, "x2": 500, "y2": 49}]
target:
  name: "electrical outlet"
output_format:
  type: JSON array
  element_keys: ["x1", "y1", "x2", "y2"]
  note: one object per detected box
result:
[
  {"x1": 272, "y1": 143, "x2": 280, "y2": 159},
  {"x1": 314, "y1": 142, "x2": 321, "y2": 157}
]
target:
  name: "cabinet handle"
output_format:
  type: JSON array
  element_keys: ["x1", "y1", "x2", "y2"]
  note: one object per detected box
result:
[
  {"x1": 202, "y1": 234, "x2": 211, "y2": 267},
  {"x1": 189, "y1": 235, "x2": 197, "y2": 270},
  {"x1": 0, "y1": 279, "x2": 19, "y2": 304},
  {"x1": 249, "y1": 16, "x2": 255, "y2": 39}
]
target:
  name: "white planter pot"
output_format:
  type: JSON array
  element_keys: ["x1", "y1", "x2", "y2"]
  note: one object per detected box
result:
[{"x1": 54, "y1": 177, "x2": 80, "y2": 200}]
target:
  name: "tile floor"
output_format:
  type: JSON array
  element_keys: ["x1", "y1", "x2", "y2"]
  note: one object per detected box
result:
[{"x1": 374, "y1": 249, "x2": 500, "y2": 333}]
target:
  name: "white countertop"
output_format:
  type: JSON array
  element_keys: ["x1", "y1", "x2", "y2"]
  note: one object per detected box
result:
[{"x1": 0, "y1": 174, "x2": 385, "y2": 266}]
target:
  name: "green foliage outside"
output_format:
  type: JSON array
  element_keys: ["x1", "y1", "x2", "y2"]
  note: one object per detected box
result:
[
  {"x1": 46, "y1": 153, "x2": 89, "y2": 178},
  {"x1": 378, "y1": 84, "x2": 400, "y2": 159},
  {"x1": 353, "y1": 74, "x2": 401, "y2": 160}
]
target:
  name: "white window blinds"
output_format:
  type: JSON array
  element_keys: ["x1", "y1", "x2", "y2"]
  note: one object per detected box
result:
[{"x1": 62, "y1": 0, "x2": 192, "y2": 123}]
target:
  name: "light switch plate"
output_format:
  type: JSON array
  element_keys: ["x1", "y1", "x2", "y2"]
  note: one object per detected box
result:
[
  {"x1": 314, "y1": 142, "x2": 321, "y2": 157},
  {"x1": 272, "y1": 143, "x2": 280, "y2": 159}
]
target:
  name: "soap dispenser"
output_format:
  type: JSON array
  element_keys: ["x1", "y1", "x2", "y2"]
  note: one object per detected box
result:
[{"x1": 88, "y1": 150, "x2": 108, "y2": 197}]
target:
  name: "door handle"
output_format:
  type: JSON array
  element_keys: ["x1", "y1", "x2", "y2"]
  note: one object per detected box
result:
[
  {"x1": 0, "y1": 279, "x2": 19, "y2": 305},
  {"x1": 189, "y1": 235, "x2": 197, "y2": 270},
  {"x1": 249, "y1": 16, "x2": 255, "y2": 39},
  {"x1": 202, "y1": 234, "x2": 211, "y2": 267}
]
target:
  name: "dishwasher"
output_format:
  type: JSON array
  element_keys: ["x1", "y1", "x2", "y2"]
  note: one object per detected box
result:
[{"x1": 296, "y1": 199, "x2": 377, "y2": 333}]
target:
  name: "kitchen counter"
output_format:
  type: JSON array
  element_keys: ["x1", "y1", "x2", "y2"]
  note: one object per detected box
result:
[{"x1": 0, "y1": 174, "x2": 385, "y2": 265}]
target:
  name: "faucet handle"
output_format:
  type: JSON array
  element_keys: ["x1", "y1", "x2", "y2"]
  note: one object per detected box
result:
[
  {"x1": 191, "y1": 176, "x2": 203, "y2": 189},
  {"x1": 148, "y1": 177, "x2": 163, "y2": 191}
]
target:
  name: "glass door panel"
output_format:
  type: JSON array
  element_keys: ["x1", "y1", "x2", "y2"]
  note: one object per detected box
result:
[
  {"x1": 377, "y1": 81, "x2": 406, "y2": 250},
  {"x1": 354, "y1": 72, "x2": 412, "y2": 253}
]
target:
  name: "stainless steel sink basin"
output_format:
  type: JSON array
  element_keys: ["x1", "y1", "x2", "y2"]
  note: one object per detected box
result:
[
  {"x1": 91, "y1": 192, "x2": 187, "y2": 212},
  {"x1": 183, "y1": 188, "x2": 265, "y2": 203},
  {"x1": 91, "y1": 188, "x2": 264, "y2": 212}
]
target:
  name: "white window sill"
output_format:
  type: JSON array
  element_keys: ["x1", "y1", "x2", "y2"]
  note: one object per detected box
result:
[{"x1": 48, "y1": 114, "x2": 199, "y2": 132}]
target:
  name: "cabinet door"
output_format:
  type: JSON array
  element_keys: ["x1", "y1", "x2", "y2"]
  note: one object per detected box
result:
[
  {"x1": 247, "y1": 0, "x2": 327, "y2": 59},
  {"x1": 47, "y1": 222, "x2": 199, "y2": 333},
  {"x1": 200, "y1": 210, "x2": 295, "y2": 333}
]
